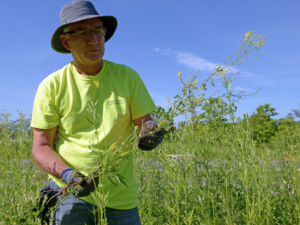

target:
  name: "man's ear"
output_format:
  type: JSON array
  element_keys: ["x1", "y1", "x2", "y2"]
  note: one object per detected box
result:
[{"x1": 60, "y1": 34, "x2": 71, "y2": 51}]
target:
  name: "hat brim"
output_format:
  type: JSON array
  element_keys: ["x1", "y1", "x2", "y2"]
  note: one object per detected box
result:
[{"x1": 51, "y1": 15, "x2": 117, "y2": 53}]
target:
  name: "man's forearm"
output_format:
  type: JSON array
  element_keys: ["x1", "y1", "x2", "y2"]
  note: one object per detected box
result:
[
  {"x1": 133, "y1": 113, "x2": 153, "y2": 132},
  {"x1": 32, "y1": 145, "x2": 69, "y2": 179}
]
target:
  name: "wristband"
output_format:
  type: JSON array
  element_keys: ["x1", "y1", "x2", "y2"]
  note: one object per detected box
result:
[{"x1": 60, "y1": 168, "x2": 74, "y2": 183}]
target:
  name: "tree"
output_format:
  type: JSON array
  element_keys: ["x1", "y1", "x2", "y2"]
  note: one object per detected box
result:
[
  {"x1": 191, "y1": 98, "x2": 229, "y2": 126},
  {"x1": 292, "y1": 104, "x2": 300, "y2": 119},
  {"x1": 249, "y1": 104, "x2": 278, "y2": 143},
  {"x1": 151, "y1": 106, "x2": 166, "y2": 123},
  {"x1": 273, "y1": 115, "x2": 299, "y2": 144},
  {"x1": 150, "y1": 106, "x2": 176, "y2": 140},
  {"x1": 150, "y1": 106, "x2": 174, "y2": 128}
]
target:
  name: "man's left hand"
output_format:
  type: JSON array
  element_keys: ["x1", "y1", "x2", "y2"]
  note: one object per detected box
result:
[
  {"x1": 137, "y1": 121, "x2": 167, "y2": 151},
  {"x1": 61, "y1": 169, "x2": 99, "y2": 197},
  {"x1": 72, "y1": 172, "x2": 99, "y2": 197}
]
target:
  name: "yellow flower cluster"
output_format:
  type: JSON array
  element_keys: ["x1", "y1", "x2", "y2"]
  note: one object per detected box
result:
[
  {"x1": 190, "y1": 80, "x2": 199, "y2": 87},
  {"x1": 195, "y1": 95, "x2": 203, "y2": 102},
  {"x1": 120, "y1": 151, "x2": 129, "y2": 157},
  {"x1": 178, "y1": 71, "x2": 182, "y2": 78},
  {"x1": 244, "y1": 31, "x2": 253, "y2": 41},
  {"x1": 167, "y1": 96, "x2": 171, "y2": 103},
  {"x1": 108, "y1": 142, "x2": 118, "y2": 152}
]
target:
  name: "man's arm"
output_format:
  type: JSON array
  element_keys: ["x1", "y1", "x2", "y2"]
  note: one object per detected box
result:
[
  {"x1": 31, "y1": 127, "x2": 69, "y2": 178},
  {"x1": 133, "y1": 113, "x2": 152, "y2": 131}
]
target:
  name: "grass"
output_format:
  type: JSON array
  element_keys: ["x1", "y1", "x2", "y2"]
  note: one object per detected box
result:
[{"x1": 1, "y1": 116, "x2": 300, "y2": 224}]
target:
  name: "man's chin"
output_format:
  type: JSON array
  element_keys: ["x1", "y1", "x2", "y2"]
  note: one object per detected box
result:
[{"x1": 85, "y1": 56, "x2": 103, "y2": 63}]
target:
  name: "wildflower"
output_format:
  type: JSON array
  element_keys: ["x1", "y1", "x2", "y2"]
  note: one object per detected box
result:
[
  {"x1": 257, "y1": 39, "x2": 262, "y2": 47},
  {"x1": 108, "y1": 142, "x2": 118, "y2": 152},
  {"x1": 167, "y1": 96, "x2": 171, "y2": 103},
  {"x1": 120, "y1": 152, "x2": 129, "y2": 157},
  {"x1": 190, "y1": 80, "x2": 199, "y2": 87},
  {"x1": 178, "y1": 71, "x2": 182, "y2": 78},
  {"x1": 195, "y1": 95, "x2": 203, "y2": 102},
  {"x1": 236, "y1": 116, "x2": 240, "y2": 120},
  {"x1": 218, "y1": 69, "x2": 226, "y2": 77},
  {"x1": 244, "y1": 31, "x2": 253, "y2": 41},
  {"x1": 198, "y1": 86, "x2": 203, "y2": 91},
  {"x1": 282, "y1": 178, "x2": 287, "y2": 184}
]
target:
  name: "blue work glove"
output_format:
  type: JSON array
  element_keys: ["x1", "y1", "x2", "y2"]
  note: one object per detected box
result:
[
  {"x1": 137, "y1": 121, "x2": 167, "y2": 151},
  {"x1": 60, "y1": 168, "x2": 99, "y2": 197},
  {"x1": 61, "y1": 168, "x2": 74, "y2": 184}
]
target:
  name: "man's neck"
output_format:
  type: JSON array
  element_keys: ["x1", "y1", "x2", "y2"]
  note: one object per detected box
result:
[{"x1": 74, "y1": 60, "x2": 103, "y2": 76}]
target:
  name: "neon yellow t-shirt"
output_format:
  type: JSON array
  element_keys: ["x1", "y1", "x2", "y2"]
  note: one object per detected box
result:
[{"x1": 31, "y1": 59, "x2": 156, "y2": 209}]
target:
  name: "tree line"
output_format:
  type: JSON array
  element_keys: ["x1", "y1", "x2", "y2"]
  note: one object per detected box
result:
[{"x1": 151, "y1": 102, "x2": 300, "y2": 146}]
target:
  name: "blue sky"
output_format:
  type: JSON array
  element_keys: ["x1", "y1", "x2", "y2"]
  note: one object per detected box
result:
[{"x1": 1, "y1": 0, "x2": 299, "y2": 123}]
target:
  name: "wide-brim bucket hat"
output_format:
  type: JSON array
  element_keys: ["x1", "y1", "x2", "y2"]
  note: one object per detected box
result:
[{"x1": 51, "y1": 0, "x2": 117, "y2": 53}]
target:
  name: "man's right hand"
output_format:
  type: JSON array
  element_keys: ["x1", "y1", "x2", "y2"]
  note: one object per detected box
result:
[
  {"x1": 137, "y1": 120, "x2": 167, "y2": 151},
  {"x1": 61, "y1": 168, "x2": 99, "y2": 197}
]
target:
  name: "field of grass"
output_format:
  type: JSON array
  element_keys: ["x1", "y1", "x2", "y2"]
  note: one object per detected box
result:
[{"x1": 1, "y1": 116, "x2": 300, "y2": 224}]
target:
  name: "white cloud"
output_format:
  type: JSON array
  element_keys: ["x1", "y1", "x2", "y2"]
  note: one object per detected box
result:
[
  {"x1": 154, "y1": 48, "x2": 245, "y2": 75},
  {"x1": 153, "y1": 48, "x2": 274, "y2": 86},
  {"x1": 154, "y1": 48, "x2": 217, "y2": 72},
  {"x1": 176, "y1": 52, "x2": 217, "y2": 71}
]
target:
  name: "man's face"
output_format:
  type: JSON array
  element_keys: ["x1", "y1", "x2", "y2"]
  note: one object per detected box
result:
[{"x1": 60, "y1": 18, "x2": 105, "y2": 66}]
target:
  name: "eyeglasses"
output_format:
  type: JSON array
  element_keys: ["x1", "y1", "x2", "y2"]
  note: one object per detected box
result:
[{"x1": 63, "y1": 27, "x2": 107, "y2": 39}]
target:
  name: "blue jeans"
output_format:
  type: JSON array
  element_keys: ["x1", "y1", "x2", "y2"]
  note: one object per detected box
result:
[{"x1": 48, "y1": 179, "x2": 141, "y2": 225}]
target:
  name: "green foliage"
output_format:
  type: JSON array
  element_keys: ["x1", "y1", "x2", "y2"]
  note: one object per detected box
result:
[
  {"x1": 273, "y1": 116, "x2": 300, "y2": 146},
  {"x1": 191, "y1": 98, "x2": 229, "y2": 125},
  {"x1": 248, "y1": 104, "x2": 278, "y2": 143},
  {"x1": 151, "y1": 106, "x2": 174, "y2": 126},
  {"x1": 3, "y1": 108, "x2": 300, "y2": 224},
  {"x1": 292, "y1": 104, "x2": 300, "y2": 118}
]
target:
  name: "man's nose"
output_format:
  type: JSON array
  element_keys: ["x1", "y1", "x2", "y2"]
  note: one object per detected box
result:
[{"x1": 87, "y1": 31, "x2": 99, "y2": 44}]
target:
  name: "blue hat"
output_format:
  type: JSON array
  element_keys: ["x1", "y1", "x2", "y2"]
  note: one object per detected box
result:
[{"x1": 51, "y1": 0, "x2": 117, "y2": 53}]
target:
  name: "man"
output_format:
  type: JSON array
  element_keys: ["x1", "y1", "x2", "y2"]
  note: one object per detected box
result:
[{"x1": 30, "y1": 1, "x2": 166, "y2": 224}]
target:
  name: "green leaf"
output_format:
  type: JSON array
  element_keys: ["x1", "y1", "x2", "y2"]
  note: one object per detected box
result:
[
  {"x1": 107, "y1": 175, "x2": 118, "y2": 187},
  {"x1": 116, "y1": 174, "x2": 128, "y2": 188},
  {"x1": 85, "y1": 116, "x2": 93, "y2": 125}
]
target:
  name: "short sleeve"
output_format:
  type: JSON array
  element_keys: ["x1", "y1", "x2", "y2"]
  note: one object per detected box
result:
[
  {"x1": 130, "y1": 71, "x2": 156, "y2": 120},
  {"x1": 31, "y1": 82, "x2": 60, "y2": 129}
]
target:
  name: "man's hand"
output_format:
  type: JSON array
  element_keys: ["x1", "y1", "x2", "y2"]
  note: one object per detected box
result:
[
  {"x1": 61, "y1": 168, "x2": 99, "y2": 197},
  {"x1": 137, "y1": 121, "x2": 167, "y2": 151}
]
